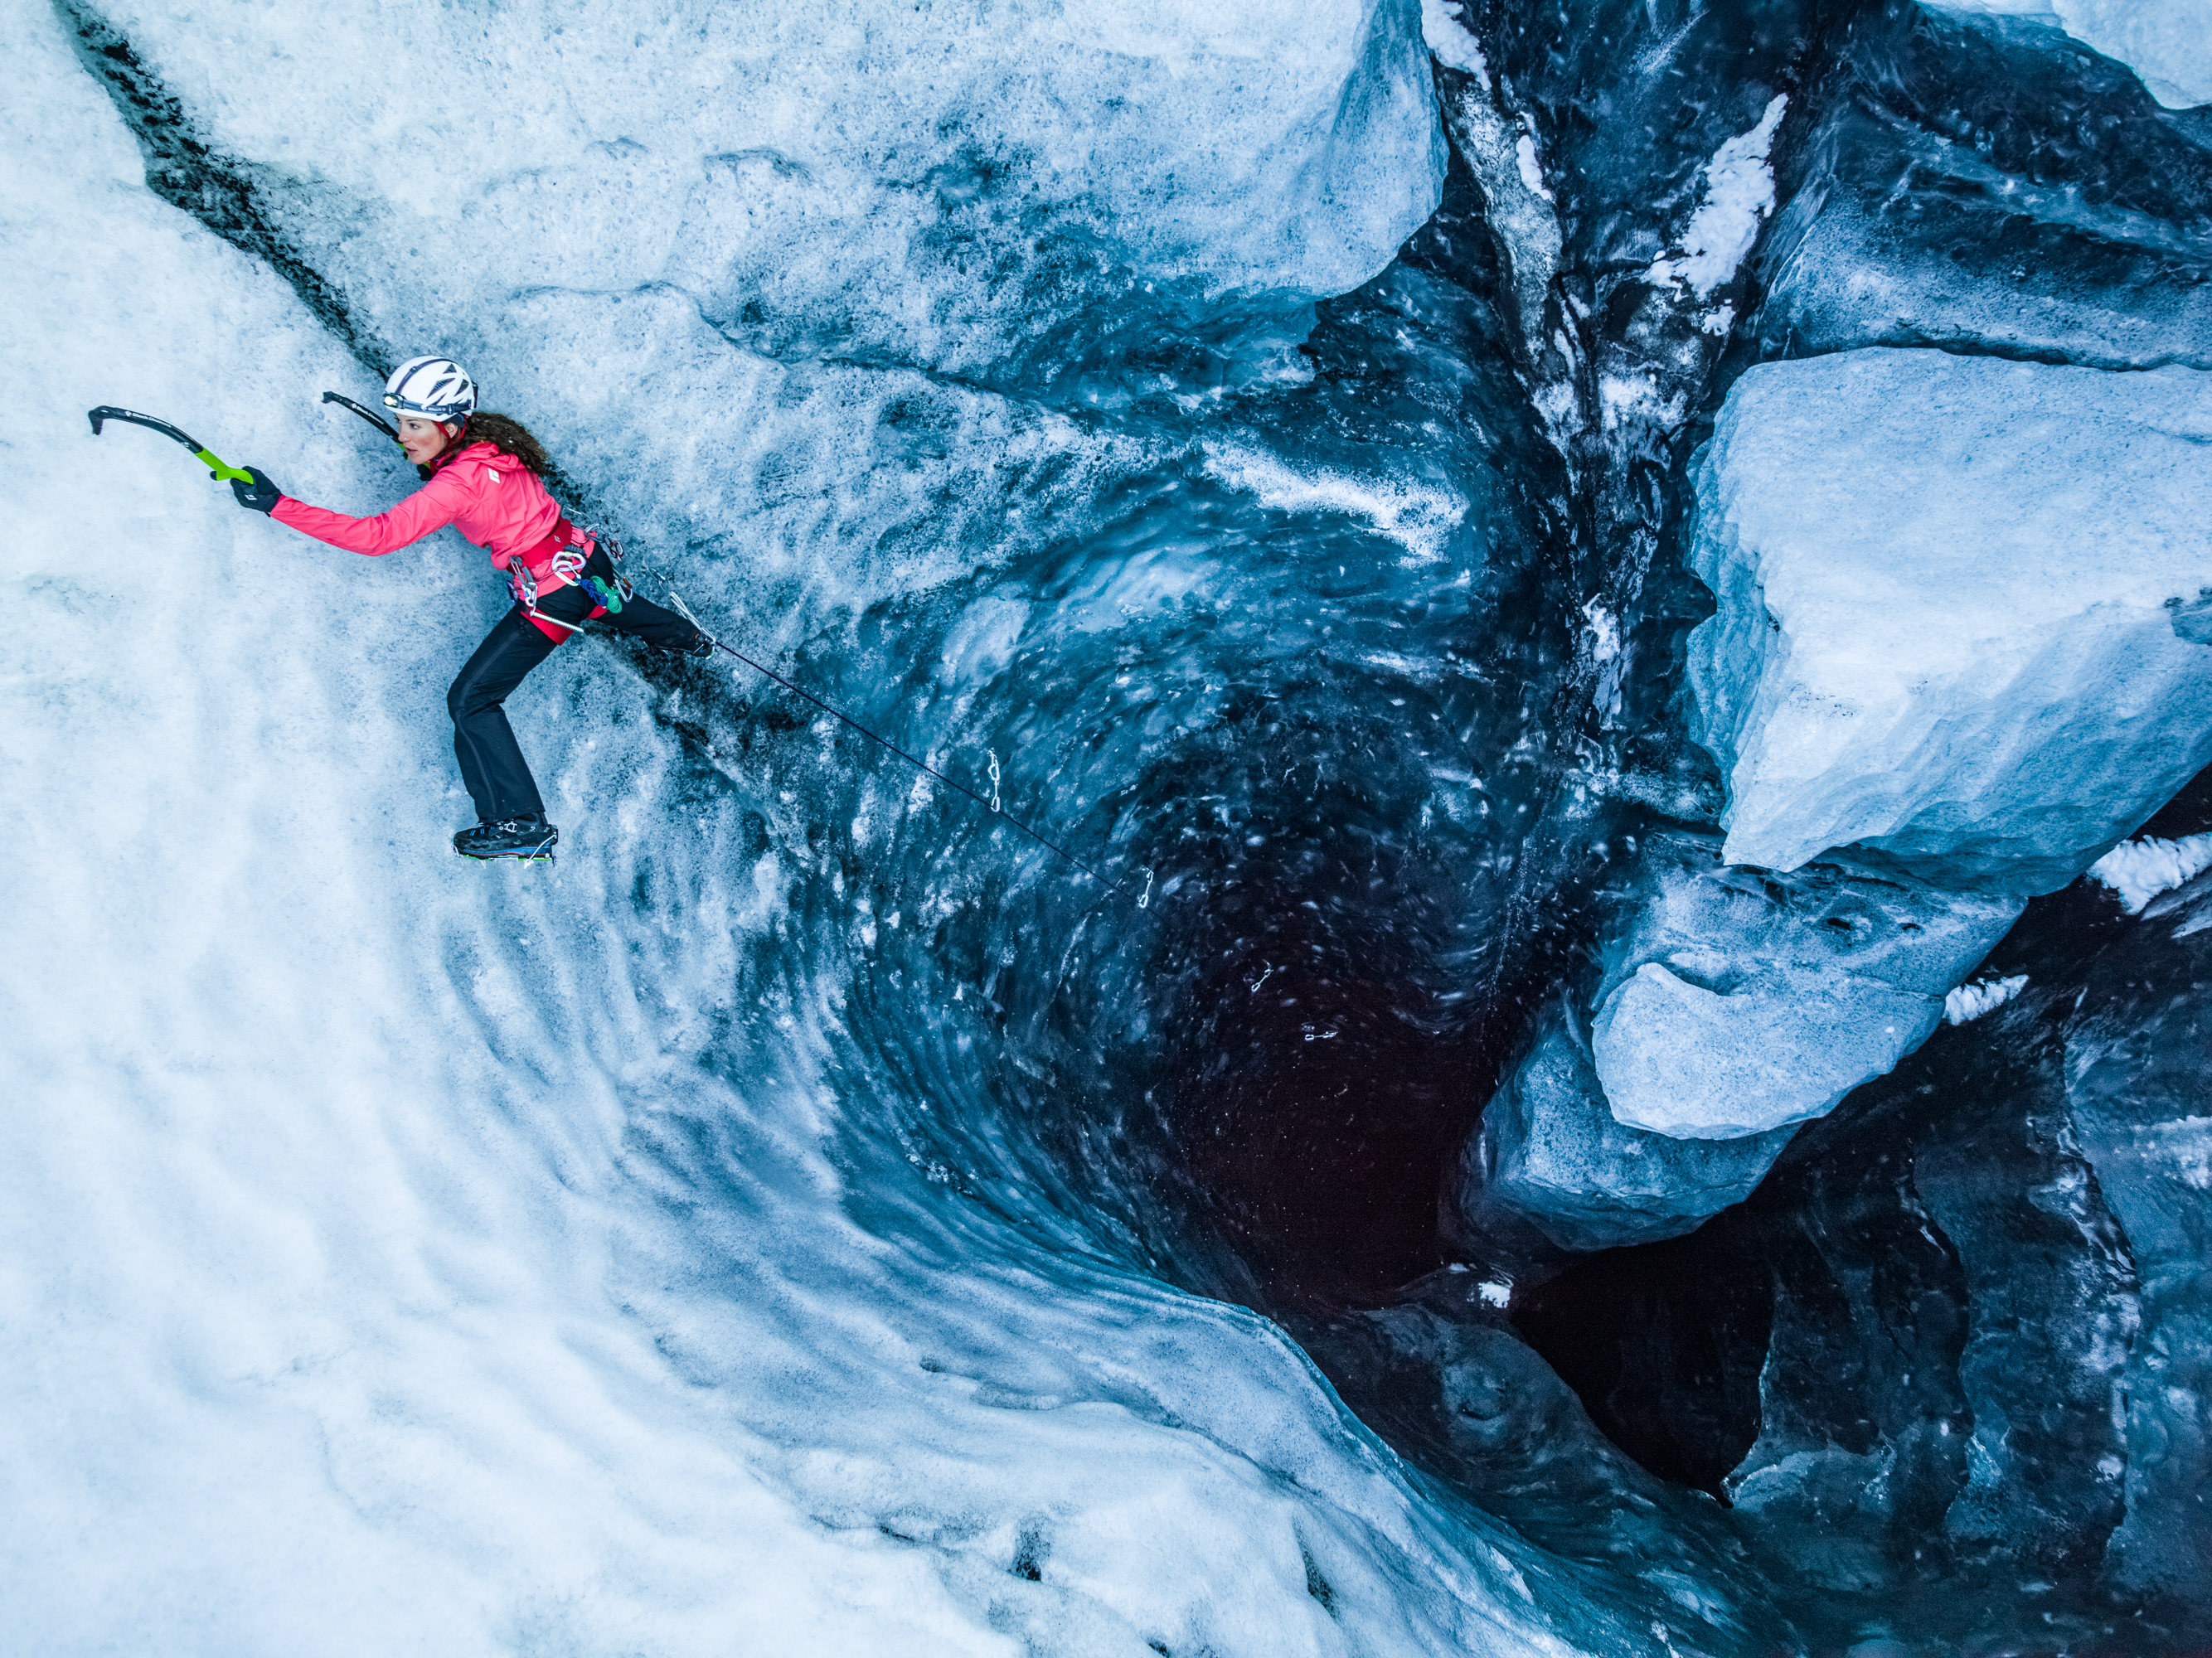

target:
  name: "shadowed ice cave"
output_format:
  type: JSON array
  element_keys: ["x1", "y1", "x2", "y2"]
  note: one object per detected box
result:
[{"x1": 14, "y1": 0, "x2": 2212, "y2": 1653}]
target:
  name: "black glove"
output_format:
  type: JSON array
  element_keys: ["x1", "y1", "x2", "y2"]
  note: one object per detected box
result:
[{"x1": 230, "y1": 468, "x2": 282, "y2": 514}]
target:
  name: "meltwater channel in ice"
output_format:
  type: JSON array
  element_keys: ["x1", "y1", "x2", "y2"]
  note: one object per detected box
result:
[{"x1": 10, "y1": 0, "x2": 2212, "y2": 1654}]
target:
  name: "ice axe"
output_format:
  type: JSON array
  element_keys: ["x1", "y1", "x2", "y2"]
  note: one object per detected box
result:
[
  {"x1": 320, "y1": 390, "x2": 402, "y2": 444},
  {"x1": 85, "y1": 406, "x2": 254, "y2": 483}
]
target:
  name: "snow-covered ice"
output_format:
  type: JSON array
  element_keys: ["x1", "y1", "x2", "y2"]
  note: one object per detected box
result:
[
  {"x1": 1420, "y1": 0, "x2": 1490, "y2": 80},
  {"x1": 1646, "y1": 96, "x2": 1788, "y2": 302},
  {"x1": 2088, "y1": 831, "x2": 2212, "y2": 913},
  {"x1": 1687, "y1": 347, "x2": 2212, "y2": 894}
]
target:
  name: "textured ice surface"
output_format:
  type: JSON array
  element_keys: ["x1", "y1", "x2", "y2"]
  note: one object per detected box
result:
[
  {"x1": 1464, "y1": 1001, "x2": 1802, "y2": 1253},
  {"x1": 1926, "y1": 0, "x2": 2212, "y2": 107},
  {"x1": 2071, "y1": 869, "x2": 2212, "y2": 1611},
  {"x1": 33, "y1": 0, "x2": 2212, "y2": 1645},
  {"x1": 1753, "y1": 7, "x2": 2212, "y2": 374},
  {"x1": 1687, "y1": 348, "x2": 2212, "y2": 894},
  {"x1": 1701, "y1": 854, "x2": 2212, "y2": 1627},
  {"x1": 83, "y1": 0, "x2": 1445, "y2": 381},
  {"x1": 1429, "y1": 24, "x2": 1559, "y2": 357},
  {"x1": 2067, "y1": 931, "x2": 2212, "y2": 1599},
  {"x1": 1462, "y1": 835, "x2": 2017, "y2": 1249},
  {"x1": 2, "y1": 8, "x2": 1571, "y2": 1655},
  {"x1": 1589, "y1": 836, "x2": 2021, "y2": 1138}
]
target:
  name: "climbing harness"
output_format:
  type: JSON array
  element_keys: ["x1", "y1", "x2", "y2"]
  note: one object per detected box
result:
[
  {"x1": 508, "y1": 521, "x2": 635, "y2": 638},
  {"x1": 86, "y1": 407, "x2": 255, "y2": 484}
]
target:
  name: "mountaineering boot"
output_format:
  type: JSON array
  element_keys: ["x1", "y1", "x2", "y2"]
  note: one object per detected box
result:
[{"x1": 453, "y1": 814, "x2": 559, "y2": 860}]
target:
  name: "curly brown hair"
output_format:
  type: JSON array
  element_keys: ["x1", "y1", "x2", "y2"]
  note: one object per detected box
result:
[{"x1": 420, "y1": 411, "x2": 556, "y2": 482}]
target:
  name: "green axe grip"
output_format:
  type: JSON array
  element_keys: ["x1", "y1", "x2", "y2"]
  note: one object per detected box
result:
[{"x1": 194, "y1": 448, "x2": 255, "y2": 484}]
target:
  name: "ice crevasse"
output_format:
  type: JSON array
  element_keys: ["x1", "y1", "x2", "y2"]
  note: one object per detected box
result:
[{"x1": 1468, "y1": 347, "x2": 2212, "y2": 1252}]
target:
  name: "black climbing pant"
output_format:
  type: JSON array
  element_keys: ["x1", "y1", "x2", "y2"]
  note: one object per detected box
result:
[{"x1": 445, "y1": 548, "x2": 703, "y2": 823}]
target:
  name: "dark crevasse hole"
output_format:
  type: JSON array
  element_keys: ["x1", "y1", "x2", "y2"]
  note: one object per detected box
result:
[
  {"x1": 1138, "y1": 689, "x2": 1543, "y2": 1306},
  {"x1": 1511, "y1": 1231, "x2": 1776, "y2": 1501},
  {"x1": 1497, "y1": 759, "x2": 2212, "y2": 1647}
]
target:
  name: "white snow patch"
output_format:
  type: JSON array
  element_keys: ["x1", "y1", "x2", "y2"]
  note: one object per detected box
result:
[
  {"x1": 1924, "y1": 0, "x2": 2212, "y2": 109},
  {"x1": 1202, "y1": 443, "x2": 1466, "y2": 563},
  {"x1": 1420, "y1": 0, "x2": 1492, "y2": 83},
  {"x1": 1598, "y1": 373, "x2": 1688, "y2": 432},
  {"x1": 1648, "y1": 95, "x2": 1788, "y2": 300},
  {"x1": 1476, "y1": 1280, "x2": 1513, "y2": 1308},
  {"x1": 1583, "y1": 599, "x2": 1622, "y2": 663},
  {"x1": 1946, "y1": 974, "x2": 2030, "y2": 1025},
  {"x1": 2088, "y1": 831, "x2": 2212, "y2": 913},
  {"x1": 1515, "y1": 123, "x2": 1555, "y2": 203}
]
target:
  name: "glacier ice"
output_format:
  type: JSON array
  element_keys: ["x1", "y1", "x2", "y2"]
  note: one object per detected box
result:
[
  {"x1": 1427, "y1": 23, "x2": 1560, "y2": 359},
  {"x1": 1459, "y1": 834, "x2": 2017, "y2": 1249},
  {"x1": 78, "y1": 0, "x2": 1445, "y2": 381},
  {"x1": 1687, "y1": 347, "x2": 2212, "y2": 894},
  {"x1": 1587, "y1": 836, "x2": 2021, "y2": 1139},
  {"x1": 1925, "y1": 0, "x2": 2212, "y2": 109},
  {"x1": 2066, "y1": 895, "x2": 2212, "y2": 1598},
  {"x1": 1752, "y1": 2, "x2": 2212, "y2": 380},
  {"x1": 22, "y1": 0, "x2": 2212, "y2": 1649},
  {"x1": 3, "y1": 4, "x2": 1583, "y2": 1655},
  {"x1": 1462, "y1": 999, "x2": 1804, "y2": 1253}
]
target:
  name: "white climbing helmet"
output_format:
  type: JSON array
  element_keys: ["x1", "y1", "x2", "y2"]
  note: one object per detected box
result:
[{"x1": 382, "y1": 355, "x2": 478, "y2": 424}]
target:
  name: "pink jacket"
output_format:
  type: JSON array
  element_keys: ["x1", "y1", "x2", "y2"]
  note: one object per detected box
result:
[{"x1": 272, "y1": 441, "x2": 594, "y2": 641}]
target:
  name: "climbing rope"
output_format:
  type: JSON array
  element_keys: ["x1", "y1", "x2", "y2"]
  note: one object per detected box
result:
[{"x1": 654, "y1": 586, "x2": 1125, "y2": 896}]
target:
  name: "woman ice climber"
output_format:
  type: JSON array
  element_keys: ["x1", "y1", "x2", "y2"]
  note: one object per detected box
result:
[{"x1": 229, "y1": 356, "x2": 711, "y2": 860}]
